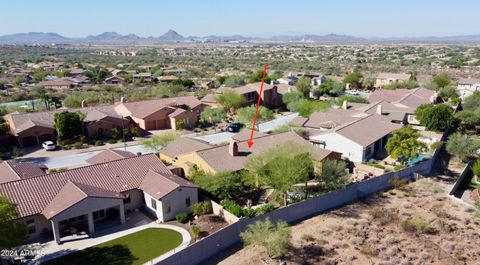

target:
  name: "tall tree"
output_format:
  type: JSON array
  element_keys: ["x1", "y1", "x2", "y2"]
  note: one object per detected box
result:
[
  {"x1": 432, "y1": 73, "x2": 450, "y2": 88},
  {"x1": 317, "y1": 159, "x2": 350, "y2": 191},
  {"x1": 141, "y1": 133, "x2": 178, "y2": 153},
  {"x1": 215, "y1": 89, "x2": 246, "y2": 113},
  {"x1": 386, "y1": 126, "x2": 427, "y2": 161},
  {"x1": 246, "y1": 141, "x2": 313, "y2": 206},
  {"x1": 0, "y1": 196, "x2": 27, "y2": 249},
  {"x1": 343, "y1": 72, "x2": 363, "y2": 89},
  {"x1": 53, "y1": 111, "x2": 83, "y2": 140},
  {"x1": 446, "y1": 133, "x2": 480, "y2": 162},
  {"x1": 236, "y1": 105, "x2": 273, "y2": 128},
  {"x1": 415, "y1": 104, "x2": 454, "y2": 131},
  {"x1": 296, "y1": 77, "x2": 312, "y2": 97},
  {"x1": 199, "y1": 107, "x2": 227, "y2": 127}
]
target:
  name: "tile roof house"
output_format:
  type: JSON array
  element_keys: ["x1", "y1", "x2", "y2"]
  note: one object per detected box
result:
[
  {"x1": 367, "y1": 87, "x2": 437, "y2": 109},
  {"x1": 374, "y1": 73, "x2": 411, "y2": 88},
  {"x1": 173, "y1": 131, "x2": 341, "y2": 175},
  {"x1": 457, "y1": 77, "x2": 480, "y2": 99},
  {"x1": 4, "y1": 106, "x2": 128, "y2": 147},
  {"x1": 0, "y1": 160, "x2": 47, "y2": 184},
  {"x1": 0, "y1": 154, "x2": 198, "y2": 244},
  {"x1": 216, "y1": 82, "x2": 283, "y2": 109},
  {"x1": 115, "y1": 96, "x2": 206, "y2": 130},
  {"x1": 309, "y1": 114, "x2": 402, "y2": 162},
  {"x1": 86, "y1": 149, "x2": 136, "y2": 165}
]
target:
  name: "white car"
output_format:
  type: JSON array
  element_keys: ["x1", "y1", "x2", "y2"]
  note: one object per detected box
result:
[{"x1": 42, "y1": 141, "x2": 56, "y2": 151}]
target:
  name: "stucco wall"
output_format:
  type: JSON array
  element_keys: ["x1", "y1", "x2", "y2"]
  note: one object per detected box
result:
[
  {"x1": 50, "y1": 197, "x2": 123, "y2": 223},
  {"x1": 122, "y1": 189, "x2": 143, "y2": 211},
  {"x1": 310, "y1": 133, "x2": 364, "y2": 162},
  {"x1": 20, "y1": 214, "x2": 51, "y2": 241},
  {"x1": 161, "y1": 187, "x2": 198, "y2": 221}
]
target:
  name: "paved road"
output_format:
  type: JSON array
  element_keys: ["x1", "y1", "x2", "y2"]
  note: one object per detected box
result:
[
  {"x1": 192, "y1": 113, "x2": 299, "y2": 144},
  {"x1": 22, "y1": 145, "x2": 155, "y2": 169}
]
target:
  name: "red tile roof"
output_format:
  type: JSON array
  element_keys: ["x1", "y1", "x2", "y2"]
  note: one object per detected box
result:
[
  {"x1": 139, "y1": 170, "x2": 197, "y2": 200},
  {"x1": 0, "y1": 160, "x2": 47, "y2": 184},
  {"x1": 42, "y1": 181, "x2": 125, "y2": 219},
  {"x1": 0, "y1": 154, "x2": 173, "y2": 218},
  {"x1": 86, "y1": 149, "x2": 136, "y2": 165}
]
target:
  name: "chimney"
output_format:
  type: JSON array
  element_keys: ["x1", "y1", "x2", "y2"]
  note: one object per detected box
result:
[
  {"x1": 376, "y1": 104, "x2": 383, "y2": 115},
  {"x1": 229, "y1": 140, "x2": 238, "y2": 156},
  {"x1": 81, "y1": 100, "x2": 87, "y2": 108},
  {"x1": 120, "y1": 96, "x2": 125, "y2": 103},
  {"x1": 342, "y1": 100, "x2": 348, "y2": 110}
]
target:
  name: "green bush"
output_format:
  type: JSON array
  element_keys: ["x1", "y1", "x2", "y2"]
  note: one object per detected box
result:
[
  {"x1": 94, "y1": 140, "x2": 103, "y2": 146},
  {"x1": 73, "y1": 142, "x2": 83, "y2": 149},
  {"x1": 190, "y1": 225, "x2": 201, "y2": 239},
  {"x1": 220, "y1": 199, "x2": 243, "y2": 217},
  {"x1": 191, "y1": 201, "x2": 213, "y2": 217},
  {"x1": 175, "y1": 212, "x2": 189, "y2": 224},
  {"x1": 12, "y1": 148, "x2": 23, "y2": 157},
  {"x1": 255, "y1": 204, "x2": 275, "y2": 215},
  {"x1": 394, "y1": 164, "x2": 405, "y2": 171},
  {"x1": 430, "y1": 141, "x2": 443, "y2": 150},
  {"x1": 107, "y1": 138, "x2": 117, "y2": 144},
  {"x1": 242, "y1": 208, "x2": 256, "y2": 218}
]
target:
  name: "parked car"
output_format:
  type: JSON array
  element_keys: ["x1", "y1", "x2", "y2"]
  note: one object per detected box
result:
[
  {"x1": 42, "y1": 141, "x2": 56, "y2": 151},
  {"x1": 227, "y1": 123, "x2": 243, "y2": 133}
]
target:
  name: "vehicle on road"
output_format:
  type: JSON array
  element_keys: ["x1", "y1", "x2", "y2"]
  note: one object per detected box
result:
[
  {"x1": 227, "y1": 123, "x2": 243, "y2": 133},
  {"x1": 42, "y1": 141, "x2": 56, "y2": 151}
]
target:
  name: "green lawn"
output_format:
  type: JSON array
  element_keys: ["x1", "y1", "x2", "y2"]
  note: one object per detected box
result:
[{"x1": 43, "y1": 228, "x2": 183, "y2": 265}]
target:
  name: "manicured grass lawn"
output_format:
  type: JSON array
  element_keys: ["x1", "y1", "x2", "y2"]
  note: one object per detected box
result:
[{"x1": 43, "y1": 228, "x2": 183, "y2": 265}]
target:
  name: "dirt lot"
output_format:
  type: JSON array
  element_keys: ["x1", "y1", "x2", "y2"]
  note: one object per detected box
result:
[{"x1": 210, "y1": 177, "x2": 480, "y2": 265}]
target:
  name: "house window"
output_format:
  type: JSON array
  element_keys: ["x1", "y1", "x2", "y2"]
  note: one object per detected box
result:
[
  {"x1": 151, "y1": 198, "x2": 157, "y2": 210},
  {"x1": 93, "y1": 209, "x2": 106, "y2": 221},
  {"x1": 186, "y1": 197, "x2": 191, "y2": 207},
  {"x1": 165, "y1": 202, "x2": 171, "y2": 213},
  {"x1": 25, "y1": 219, "x2": 36, "y2": 234},
  {"x1": 123, "y1": 193, "x2": 131, "y2": 204}
]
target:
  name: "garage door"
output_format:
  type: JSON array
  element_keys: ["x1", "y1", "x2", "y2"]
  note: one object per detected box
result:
[
  {"x1": 38, "y1": 134, "x2": 53, "y2": 144},
  {"x1": 22, "y1": 136, "x2": 38, "y2": 147},
  {"x1": 145, "y1": 120, "x2": 156, "y2": 130}
]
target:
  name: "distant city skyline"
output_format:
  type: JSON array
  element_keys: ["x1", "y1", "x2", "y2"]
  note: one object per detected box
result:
[{"x1": 1, "y1": 0, "x2": 479, "y2": 38}]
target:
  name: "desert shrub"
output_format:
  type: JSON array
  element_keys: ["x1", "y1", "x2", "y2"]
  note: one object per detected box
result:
[
  {"x1": 191, "y1": 201, "x2": 212, "y2": 217},
  {"x1": 255, "y1": 204, "x2": 275, "y2": 215},
  {"x1": 190, "y1": 225, "x2": 200, "y2": 239},
  {"x1": 401, "y1": 218, "x2": 435, "y2": 234},
  {"x1": 240, "y1": 218, "x2": 291, "y2": 258},
  {"x1": 175, "y1": 212, "x2": 188, "y2": 224},
  {"x1": 94, "y1": 140, "x2": 103, "y2": 146},
  {"x1": 437, "y1": 219, "x2": 453, "y2": 233},
  {"x1": 389, "y1": 177, "x2": 408, "y2": 190},
  {"x1": 369, "y1": 207, "x2": 398, "y2": 225},
  {"x1": 360, "y1": 242, "x2": 379, "y2": 256},
  {"x1": 107, "y1": 138, "x2": 117, "y2": 144},
  {"x1": 301, "y1": 234, "x2": 315, "y2": 242}
]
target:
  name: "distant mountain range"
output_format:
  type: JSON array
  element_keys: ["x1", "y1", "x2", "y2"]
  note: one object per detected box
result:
[{"x1": 1, "y1": 30, "x2": 480, "y2": 44}]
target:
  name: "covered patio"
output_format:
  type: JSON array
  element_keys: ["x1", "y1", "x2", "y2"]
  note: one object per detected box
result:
[{"x1": 41, "y1": 181, "x2": 126, "y2": 244}]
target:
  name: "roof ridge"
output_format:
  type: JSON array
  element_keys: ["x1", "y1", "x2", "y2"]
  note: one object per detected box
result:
[
  {"x1": 334, "y1": 114, "x2": 374, "y2": 132},
  {"x1": 147, "y1": 169, "x2": 181, "y2": 188},
  {"x1": 4, "y1": 160, "x2": 21, "y2": 180},
  {"x1": 0, "y1": 153, "x2": 153, "y2": 186},
  {"x1": 66, "y1": 180, "x2": 89, "y2": 197}
]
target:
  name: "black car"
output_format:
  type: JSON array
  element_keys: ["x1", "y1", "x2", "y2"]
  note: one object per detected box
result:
[{"x1": 227, "y1": 123, "x2": 243, "y2": 132}]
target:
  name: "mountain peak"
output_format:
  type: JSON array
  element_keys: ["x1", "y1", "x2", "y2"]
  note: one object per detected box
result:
[{"x1": 160, "y1": 30, "x2": 184, "y2": 40}]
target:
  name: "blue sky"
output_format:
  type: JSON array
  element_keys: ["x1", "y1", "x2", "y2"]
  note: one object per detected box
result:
[{"x1": 1, "y1": 0, "x2": 479, "y2": 37}]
